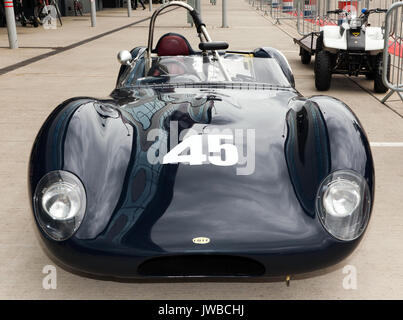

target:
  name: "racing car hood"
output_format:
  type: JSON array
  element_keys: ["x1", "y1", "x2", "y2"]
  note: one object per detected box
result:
[
  {"x1": 49, "y1": 85, "x2": 338, "y2": 255},
  {"x1": 32, "y1": 85, "x2": 373, "y2": 256}
]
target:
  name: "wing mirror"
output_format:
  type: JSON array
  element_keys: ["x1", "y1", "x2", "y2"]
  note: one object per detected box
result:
[{"x1": 117, "y1": 50, "x2": 132, "y2": 65}]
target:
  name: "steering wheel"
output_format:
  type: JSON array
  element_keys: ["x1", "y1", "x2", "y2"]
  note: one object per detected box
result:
[{"x1": 148, "y1": 58, "x2": 192, "y2": 77}]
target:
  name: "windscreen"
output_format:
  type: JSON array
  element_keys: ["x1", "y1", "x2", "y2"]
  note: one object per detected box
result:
[{"x1": 123, "y1": 54, "x2": 291, "y2": 87}]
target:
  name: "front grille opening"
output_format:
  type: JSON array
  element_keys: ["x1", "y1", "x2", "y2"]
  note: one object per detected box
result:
[{"x1": 138, "y1": 255, "x2": 265, "y2": 277}]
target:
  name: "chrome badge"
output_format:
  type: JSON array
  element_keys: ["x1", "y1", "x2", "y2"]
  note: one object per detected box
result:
[{"x1": 192, "y1": 237, "x2": 210, "y2": 244}]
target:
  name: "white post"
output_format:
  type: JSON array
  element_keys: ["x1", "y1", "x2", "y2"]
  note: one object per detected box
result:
[
  {"x1": 222, "y1": 0, "x2": 228, "y2": 28},
  {"x1": 4, "y1": 0, "x2": 18, "y2": 49},
  {"x1": 127, "y1": 0, "x2": 132, "y2": 17},
  {"x1": 195, "y1": 0, "x2": 201, "y2": 14},
  {"x1": 90, "y1": 0, "x2": 96, "y2": 27},
  {"x1": 187, "y1": 0, "x2": 194, "y2": 26},
  {"x1": 149, "y1": 0, "x2": 153, "y2": 11}
]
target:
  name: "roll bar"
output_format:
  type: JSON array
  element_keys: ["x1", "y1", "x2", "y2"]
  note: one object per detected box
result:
[{"x1": 146, "y1": 1, "x2": 230, "y2": 81}]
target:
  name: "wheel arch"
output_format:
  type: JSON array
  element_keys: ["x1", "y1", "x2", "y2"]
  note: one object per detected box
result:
[
  {"x1": 28, "y1": 98, "x2": 136, "y2": 240},
  {"x1": 308, "y1": 95, "x2": 375, "y2": 196}
]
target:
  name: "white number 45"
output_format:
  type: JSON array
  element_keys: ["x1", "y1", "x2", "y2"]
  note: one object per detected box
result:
[{"x1": 163, "y1": 134, "x2": 239, "y2": 166}]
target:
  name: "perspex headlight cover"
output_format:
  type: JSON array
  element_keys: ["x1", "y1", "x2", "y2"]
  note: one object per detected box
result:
[
  {"x1": 316, "y1": 170, "x2": 371, "y2": 241},
  {"x1": 350, "y1": 17, "x2": 362, "y2": 29},
  {"x1": 34, "y1": 170, "x2": 86, "y2": 241}
]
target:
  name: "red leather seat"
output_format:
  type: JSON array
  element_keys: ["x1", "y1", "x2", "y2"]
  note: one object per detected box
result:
[{"x1": 155, "y1": 33, "x2": 194, "y2": 56}]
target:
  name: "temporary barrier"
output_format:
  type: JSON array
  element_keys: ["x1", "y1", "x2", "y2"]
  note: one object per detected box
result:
[
  {"x1": 247, "y1": 0, "x2": 401, "y2": 30},
  {"x1": 250, "y1": 0, "x2": 299, "y2": 24},
  {"x1": 296, "y1": 0, "x2": 373, "y2": 35},
  {"x1": 283, "y1": 0, "x2": 294, "y2": 12},
  {"x1": 246, "y1": 0, "x2": 402, "y2": 102},
  {"x1": 294, "y1": 0, "x2": 403, "y2": 35},
  {"x1": 382, "y1": 1, "x2": 403, "y2": 102},
  {"x1": 367, "y1": 0, "x2": 400, "y2": 28},
  {"x1": 297, "y1": 0, "x2": 323, "y2": 35}
]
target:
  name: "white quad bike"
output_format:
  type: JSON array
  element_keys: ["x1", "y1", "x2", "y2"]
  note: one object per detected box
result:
[{"x1": 314, "y1": 8, "x2": 390, "y2": 93}]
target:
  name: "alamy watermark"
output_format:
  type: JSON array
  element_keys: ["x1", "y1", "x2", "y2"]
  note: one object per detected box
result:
[
  {"x1": 146, "y1": 121, "x2": 256, "y2": 175},
  {"x1": 42, "y1": 265, "x2": 57, "y2": 290},
  {"x1": 342, "y1": 265, "x2": 357, "y2": 290}
]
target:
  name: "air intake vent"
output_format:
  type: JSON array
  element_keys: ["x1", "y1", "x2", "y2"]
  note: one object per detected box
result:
[{"x1": 138, "y1": 255, "x2": 265, "y2": 277}]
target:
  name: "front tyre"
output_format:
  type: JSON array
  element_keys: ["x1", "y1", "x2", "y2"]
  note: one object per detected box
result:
[
  {"x1": 315, "y1": 50, "x2": 332, "y2": 91},
  {"x1": 300, "y1": 47, "x2": 311, "y2": 64},
  {"x1": 374, "y1": 53, "x2": 390, "y2": 93}
]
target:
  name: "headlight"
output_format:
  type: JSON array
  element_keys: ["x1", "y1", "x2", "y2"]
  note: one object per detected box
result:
[
  {"x1": 33, "y1": 170, "x2": 86, "y2": 241},
  {"x1": 316, "y1": 170, "x2": 371, "y2": 241},
  {"x1": 350, "y1": 18, "x2": 362, "y2": 29}
]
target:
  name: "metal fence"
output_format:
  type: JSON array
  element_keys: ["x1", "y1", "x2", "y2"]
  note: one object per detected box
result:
[
  {"x1": 248, "y1": 0, "x2": 403, "y2": 101},
  {"x1": 296, "y1": 0, "x2": 374, "y2": 35},
  {"x1": 248, "y1": 0, "x2": 401, "y2": 33},
  {"x1": 248, "y1": 0, "x2": 299, "y2": 24},
  {"x1": 382, "y1": 1, "x2": 403, "y2": 102}
]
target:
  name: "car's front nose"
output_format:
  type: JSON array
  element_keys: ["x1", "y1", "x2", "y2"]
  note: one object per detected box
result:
[
  {"x1": 38, "y1": 217, "x2": 361, "y2": 279},
  {"x1": 35, "y1": 149, "x2": 363, "y2": 278}
]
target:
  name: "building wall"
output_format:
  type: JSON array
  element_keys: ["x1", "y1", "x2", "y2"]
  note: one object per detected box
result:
[{"x1": 103, "y1": 0, "x2": 120, "y2": 8}]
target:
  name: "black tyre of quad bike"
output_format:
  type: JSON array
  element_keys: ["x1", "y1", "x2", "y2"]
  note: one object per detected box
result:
[
  {"x1": 365, "y1": 55, "x2": 376, "y2": 80},
  {"x1": 315, "y1": 50, "x2": 332, "y2": 91},
  {"x1": 374, "y1": 53, "x2": 390, "y2": 93},
  {"x1": 300, "y1": 47, "x2": 311, "y2": 64}
]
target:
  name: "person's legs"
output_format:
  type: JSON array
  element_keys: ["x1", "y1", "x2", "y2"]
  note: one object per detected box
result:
[
  {"x1": 139, "y1": 0, "x2": 145, "y2": 9},
  {"x1": 133, "y1": 0, "x2": 138, "y2": 9}
]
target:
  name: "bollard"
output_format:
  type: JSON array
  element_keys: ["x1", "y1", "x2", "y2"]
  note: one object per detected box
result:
[
  {"x1": 90, "y1": 0, "x2": 96, "y2": 27},
  {"x1": 4, "y1": 0, "x2": 18, "y2": 49},
  {"x1": 195, "y1": 0, "x2": 201, "y2": 15},
  {"x1": 128, "y1": 0, "x2": 132, "y2": 17},
  {"x1": 149, "y1": 0, "x2": 152, "y2": 11},
  {"x1": 222, "y1": 0, "x2": 228, "y2": 28},
  {"x1": 187, "y1": 0, "x2": 194, "y2": 26},
  {"x1": 325, "y1": 0, "x2": 331, "y2": 12}
]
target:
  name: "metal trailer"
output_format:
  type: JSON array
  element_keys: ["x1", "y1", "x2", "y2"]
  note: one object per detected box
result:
[{"x1": 293, "y1": 32, "x2": 321, "y2": 63}]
